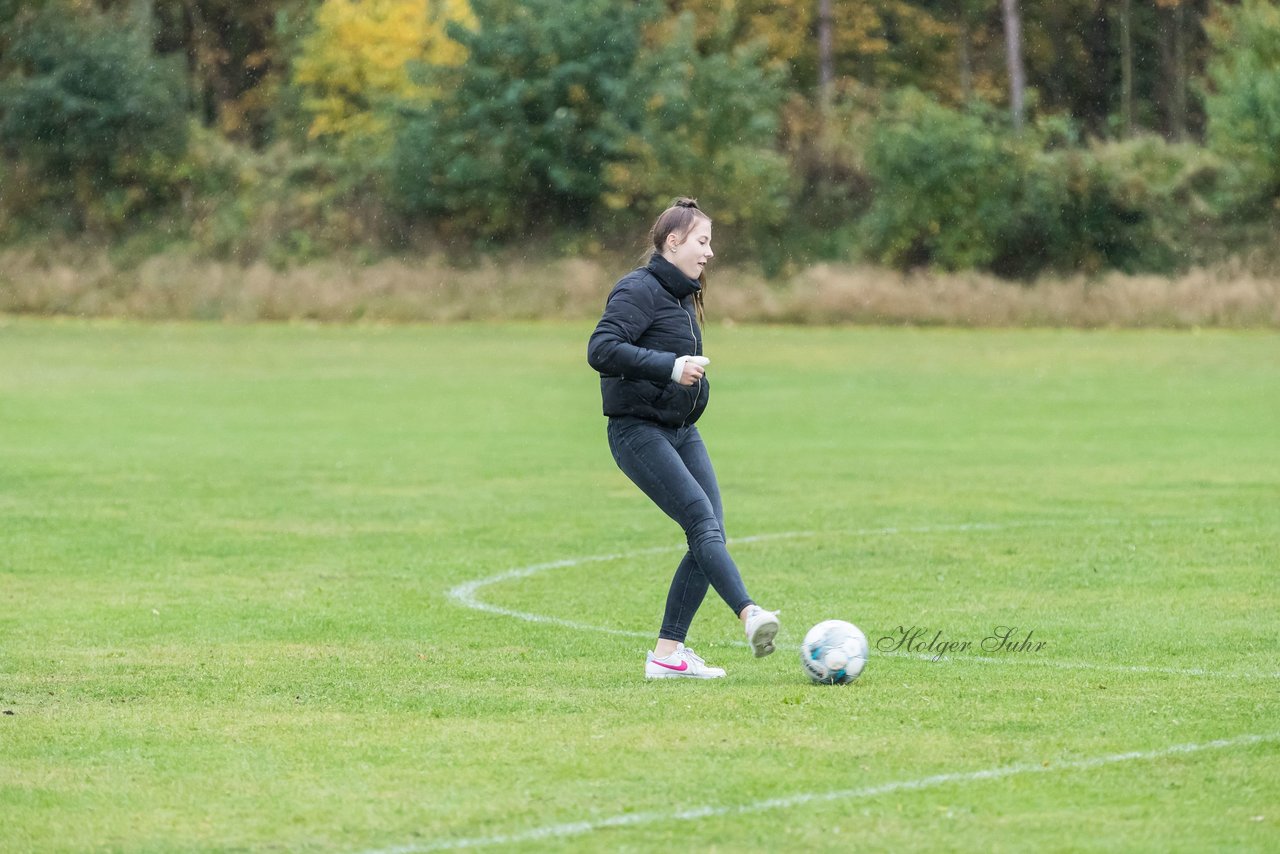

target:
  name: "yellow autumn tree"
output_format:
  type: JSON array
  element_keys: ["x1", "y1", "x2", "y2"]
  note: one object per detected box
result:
[{"x1": 293, "y1": 0, "x2": 474, "y2": 156}]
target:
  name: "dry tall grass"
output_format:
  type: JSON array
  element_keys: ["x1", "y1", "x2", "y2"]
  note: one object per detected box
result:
[{"x1": 2, "y1": 245, "x2": 1277, "y2": 327}]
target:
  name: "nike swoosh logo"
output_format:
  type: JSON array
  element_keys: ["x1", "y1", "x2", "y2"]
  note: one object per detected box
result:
[{"x1": 652, "y1": 659, "x2": 688, "y2": 672}]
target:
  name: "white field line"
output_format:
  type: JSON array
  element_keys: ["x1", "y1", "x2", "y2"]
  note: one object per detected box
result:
[
  {"x1": 445, "y1": 523, "x2": 1041, "y2": 634},
  {"x1": 446, "y1": 521, "x2": 1279, "y2": 681},
  {"x1": 446, "y1": 531, "x2": 816, "y2": 639},
  {"x1": 360, "y1": 731, "x2": 1279, "y2": 854}
]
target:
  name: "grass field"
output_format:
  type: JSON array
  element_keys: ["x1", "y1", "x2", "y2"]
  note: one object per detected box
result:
[{"x1": 2, "y1": 318, "x2": 1277, "y2": 852}]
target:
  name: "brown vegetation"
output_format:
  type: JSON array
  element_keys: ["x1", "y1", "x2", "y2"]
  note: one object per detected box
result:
[{"x1": 2, "y1": 245, "x2": 1277, "y2": 328}]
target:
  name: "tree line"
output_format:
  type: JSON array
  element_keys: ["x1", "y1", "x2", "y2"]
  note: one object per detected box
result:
[{"x1": 0, "y1": 0, "x2": 1276, "y2": 277}]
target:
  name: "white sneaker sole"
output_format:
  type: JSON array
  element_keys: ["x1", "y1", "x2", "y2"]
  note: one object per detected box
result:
[
  {"x1": 644, "y1": 667, "x2": 726, "y2": 680},
  {"x1": 748, "y1": 618, "x2": 779, "y2": 658}
]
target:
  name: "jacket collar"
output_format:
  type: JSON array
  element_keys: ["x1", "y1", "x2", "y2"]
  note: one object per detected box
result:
[{"x1": 645, "y1": 253, "x2": 701, "y2": 300}]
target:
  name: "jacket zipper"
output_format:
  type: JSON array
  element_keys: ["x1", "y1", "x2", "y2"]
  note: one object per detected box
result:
[{"x1": 681, "y1": 302, "x2": 700, "y2": 427}]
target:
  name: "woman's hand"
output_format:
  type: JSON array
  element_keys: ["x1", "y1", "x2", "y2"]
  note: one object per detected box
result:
[{"x1": 674, "y1": 355, "x2": 710, "y2": 386}]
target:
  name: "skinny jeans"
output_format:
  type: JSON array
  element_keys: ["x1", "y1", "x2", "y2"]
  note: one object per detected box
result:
[{"x1": 607, "y1": 416, "x2": 754, "y2": 642}]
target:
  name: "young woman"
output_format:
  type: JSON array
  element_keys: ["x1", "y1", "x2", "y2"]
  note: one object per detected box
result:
[{"x1": 587, "y1": 197, "x2": 779, "y2": 679}]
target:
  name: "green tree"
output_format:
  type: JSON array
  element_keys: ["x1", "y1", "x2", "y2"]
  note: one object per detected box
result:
[
  {"x1": 1204, "y1": 0, "x2": 1280, "y2": 205},
  {"x1": 602, "y1": 13, "x2": 792, "y2": 236},
  {"x1": 50, "y1": 0, "x2": 319, "y2": 144},
  {"x1": 0, "y1": 4, "x2": 189, "y2": 230},
  {"x1": 392, "y1": 0, "x2": 656, "y2": 238}
]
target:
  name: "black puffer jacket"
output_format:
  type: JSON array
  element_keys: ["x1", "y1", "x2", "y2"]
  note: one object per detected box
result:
[{"x1": 587, "y1": 254, "x2": 709, "y2": 427}]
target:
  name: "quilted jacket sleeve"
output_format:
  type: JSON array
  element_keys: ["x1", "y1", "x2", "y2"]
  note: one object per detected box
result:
[{"x1": 587, "y1": 277, "x2": 678, "y2": 383}]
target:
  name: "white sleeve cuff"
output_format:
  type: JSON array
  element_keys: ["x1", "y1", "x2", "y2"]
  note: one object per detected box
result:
[{"x1": 671, "y1": 356, "x2": 689, "y2": 382}]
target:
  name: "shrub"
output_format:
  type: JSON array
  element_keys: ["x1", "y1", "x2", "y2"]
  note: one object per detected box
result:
[
  {"x1": 861, "y1": 91, "x2": 1230, "y2": 277},
  {"x1": 1046, "y1": 137, "x2": 1225, "y2": 274},
  {"x1": 175, "y1": 125, "x2": 390, "y2": 265},
  {"x1": 860, "y1": 89, "x2": 1023, "y2": 271}
]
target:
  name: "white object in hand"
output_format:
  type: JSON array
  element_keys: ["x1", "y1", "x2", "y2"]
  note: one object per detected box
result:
[{"x1": 671, "y1": 355, "x2": 711, "y2": 381}]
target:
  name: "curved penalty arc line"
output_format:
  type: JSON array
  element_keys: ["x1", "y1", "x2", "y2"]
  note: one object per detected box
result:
[
  {"x1": 445, "y1": 521, "x2": 1280, "y2": 681},
  {"x1": 445, "y1": 522, "x2": 1037, "y2": 628},
  {"x1": 446, "y1": 530, "x2": 816, "y2": 639}
]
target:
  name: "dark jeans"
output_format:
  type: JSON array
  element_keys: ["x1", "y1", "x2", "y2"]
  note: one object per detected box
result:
[{"x1": 607, "y1": 416, "x2": 754, "y2": 643}]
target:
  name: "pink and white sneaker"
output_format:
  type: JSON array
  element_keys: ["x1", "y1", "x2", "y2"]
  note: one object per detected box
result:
[{"x1": 644, "y1": 644, "x2": 726, "y2": 679}]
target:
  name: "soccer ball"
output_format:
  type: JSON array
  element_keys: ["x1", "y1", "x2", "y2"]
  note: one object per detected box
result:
[{"x1": 801, "y1": 620, "x2": 868, "y2": 685}]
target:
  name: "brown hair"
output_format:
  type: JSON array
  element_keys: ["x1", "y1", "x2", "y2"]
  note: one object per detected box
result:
[{"x1": 648, "y1": 197, "x2": 710, "y2": 325}]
